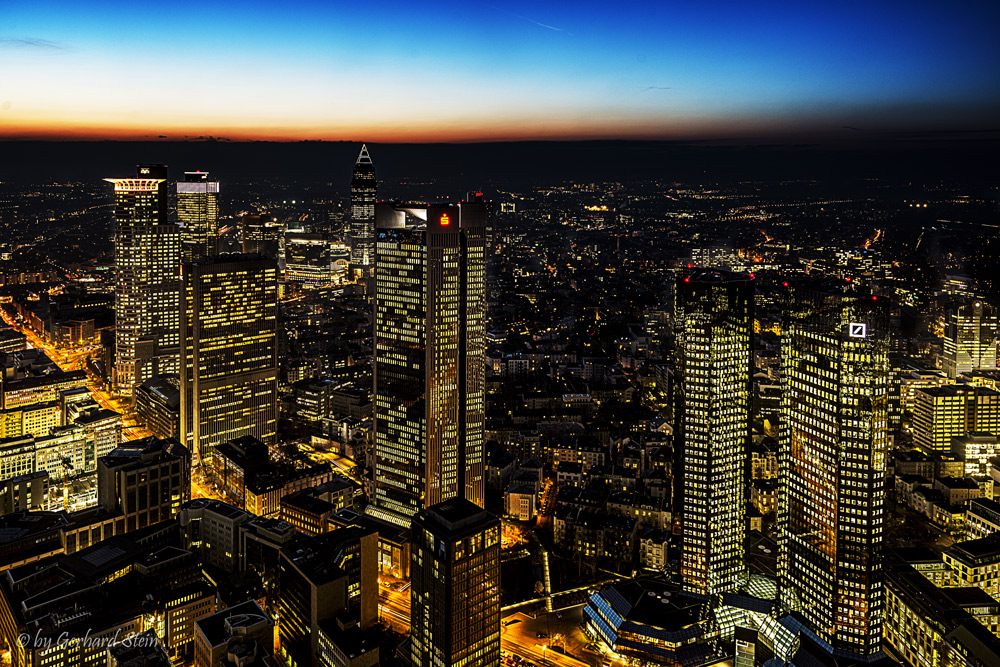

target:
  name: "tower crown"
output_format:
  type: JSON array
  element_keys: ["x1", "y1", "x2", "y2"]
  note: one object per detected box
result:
[{"x1": 356, "y1": 144, "x2": 373, "y2": 165}]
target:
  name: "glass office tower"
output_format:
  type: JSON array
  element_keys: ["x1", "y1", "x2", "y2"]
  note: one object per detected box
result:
[
  {"x1": 778, "y1": 280, "x2": 889, "y2": 659},
  {"x1": 674, "y1": 268, "x2": 753, "y2": 596},
  {"x1": 177, "y1": 171, "x2": 220, "y2": 261},
  {"x1": 179, "y1": 254, "x2": 279, "y2": 464},
  {"x1": 370, "y1": 202, "x2": 487, "y2": 526},
  {"x1": 349, "y1": 144, "x2": 376, "y2": 272},
  {"x1": 107, "y1": 164, "x2": 180, "y2": 398}
]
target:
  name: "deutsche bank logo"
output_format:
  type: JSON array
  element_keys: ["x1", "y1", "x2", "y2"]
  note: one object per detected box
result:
[{"x1": 849, "y1": 323, "x2": 867, "y2": 338}]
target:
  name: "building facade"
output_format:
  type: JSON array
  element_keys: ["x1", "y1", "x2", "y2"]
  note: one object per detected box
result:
[
  {"x1": 777, "y1": 281, "x2": 889, "y2": 659},
  {"x1": 944, "y1": 299, "x2": 998, "y2": 379},
  {"x1": 370, "y1": 202, "x2": 487, "y2": 525},
  {"x1": 912, "y1": 385, "x2": 1000, "y2": 453},
  {"x1": 410, "y1": 499, "x2": 500, "y2": 667},
  {"x1": 180, "y1": 254, "x2": 279, "y2": 464},
  {"x1": 348, "y1": 145, "x2": 376, "y2": 272},
  {"x1": 107, "y1": 165, "x2": 181, "y2": 397},
  {"x1": 97, "y1": 436, "x2": 192, "y2": 532},
  {"x1": 177, "y1": 171, "x2": 220, "y2": 262},
  {"x1": 673, "y1": 268, "x2": 753, "y2": 596}
]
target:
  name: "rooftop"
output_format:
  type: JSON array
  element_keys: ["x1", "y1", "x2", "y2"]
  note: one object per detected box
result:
[{"x1": 419, "y1": 497, "x2": 499, "y2": 537}]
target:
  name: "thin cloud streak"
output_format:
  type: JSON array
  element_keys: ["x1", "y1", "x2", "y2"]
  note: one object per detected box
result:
[
  {"x1": 0, "y1": 37, "x2": 67, "y2": 50},
  {"x1": 483, "y1": 4, "x2": 574, "y2": 36}
]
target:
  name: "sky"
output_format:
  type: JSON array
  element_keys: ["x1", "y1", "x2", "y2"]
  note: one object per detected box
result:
[{"x1": 1, "y1": 0, "x2": 999, "y2": 142}]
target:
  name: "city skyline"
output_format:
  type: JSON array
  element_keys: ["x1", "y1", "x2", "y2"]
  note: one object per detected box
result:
[
  {"x1": 1, "y1": 0, "x2": 998, "y2": 142},
  {"x1": 1, "y1": 95, "x2": 1000, "y2": 665}
]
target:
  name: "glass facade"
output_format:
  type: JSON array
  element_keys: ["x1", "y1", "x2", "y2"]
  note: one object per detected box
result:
[
  {"x1": 349, "y1": 144, "x2": 376, "y2": 270},
  {"x1": 674, "y1": 269, "x2": 753, "y2": 596},
  {"x1": 777, "y1": 281, "x2": 889, "y2": 658},
  {"x1": 372, "y1": 203, "x2": 487, "y2": 526},
  {"x1": 107, "y1": 165, "x2": 181, "y2": 397},
  {"x1": 176, "y1": 171, "x2": 220, "y2": 262},
  {"x1": 180, "y1": 255, "x2": 279, "y2": 464}
]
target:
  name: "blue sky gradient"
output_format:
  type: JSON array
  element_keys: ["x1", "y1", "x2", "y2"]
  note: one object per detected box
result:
[{"x1": 2, "y1": 0, "x2": 998, "y2": 140}]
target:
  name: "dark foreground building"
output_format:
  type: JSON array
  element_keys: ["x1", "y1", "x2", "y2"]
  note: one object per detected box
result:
[{"x1": 409, "y1": 498, "x2": 500, "y2": 667}]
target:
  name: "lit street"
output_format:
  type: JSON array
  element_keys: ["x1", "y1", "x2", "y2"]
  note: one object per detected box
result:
[
  {"x1": 501, "y1": 605, "x2": 601, "y2": 667},
  {"x1": 378, "y1": 580, "x2": 412, "y2": 634}
]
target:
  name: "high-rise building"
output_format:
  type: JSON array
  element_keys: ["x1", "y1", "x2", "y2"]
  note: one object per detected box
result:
[
  {"x1": 673, "y1": 268, "x2": 753, "y2": 596},
  {"x1": 370, "y1": 202, "x2": 487, "y2": 526},
  {"x1": 277, "y1": 526, "x2": 378, "y2": 667},
  {"x1": 944, "y1": 299, "x2": 998, "y2": 379},
  {"x1": 284, "y1": 232, "x2": 336, "y2": 286},
  {"x1": 107, "y1": 165, "x2": 181, "y2": 397},
  {"x1": 912, "y1": 384, "x2": 1000, "y2": 452},
  {"x1": 410, "y1": 498, "x2": 500, "y2": 667},
  {"x1": 348, "y1": 144, "x2": 376, "y2": 272},
  {"x1": 180, "y1": 254, "x2": 279, "y2": 464},
  {"x1": 177, "y1": 171, "x2": 220, "y2": 262},
  {"x1": 778, "y1": 281, "x2": 889, "y2": 659},
  {"x1": 241, "y1": 213, "x2": 283, "y2": 257}
]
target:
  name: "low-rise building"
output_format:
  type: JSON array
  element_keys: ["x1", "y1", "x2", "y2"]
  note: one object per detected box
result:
[
  {"x1": 583, "y1": 577, "x2": 718, "y2": 665},
  {"x1": 885, "y1": 558, "x2": 1000, "y2": 667},
  {"x1": 135, "y1": 375, "x2": 181, "y2": 440},
  {"x1": 194, "y1": 600, "x2": 274, "y2": 667},
  {"x1": 936, "y1": 477, "x2": 983, "y2": 507},
  {"x1": 944, "y1": 534, "x2": 1000, "y2": 599},
  {"x1": 555, "y1": 460, "x2": 583, "y2": 488},
  {"x1": 178, "y1": 498, "x2": 252, "y2": 573},
  {"x1": 281, "y1": 490, "x2": 337, "y2": 535},
  {"x1": 504, "y1": 483, "x2": 536, "y2": 521},
  {"x1": 968, "y1": 498, "x2": 1000, "y2": 540},
  {"x1": 750, "y1": 478, "x2": 779, "y2": 515},
  {"x1": 637, "y1": 527, "x2": 669, "y2": 572}
]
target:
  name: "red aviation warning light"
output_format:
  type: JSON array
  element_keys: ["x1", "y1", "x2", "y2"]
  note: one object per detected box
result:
[{"x1": 440, "y1": 213, "x2": 451, "y2": 226}]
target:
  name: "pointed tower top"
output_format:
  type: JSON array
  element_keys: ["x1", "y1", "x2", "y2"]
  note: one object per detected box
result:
[{"x1": 356, "y1": 144, "x2": 373, "y2": 166}]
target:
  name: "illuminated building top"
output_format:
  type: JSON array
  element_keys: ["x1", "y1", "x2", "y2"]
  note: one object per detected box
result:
[{"x1": 104, "y1": 178, "x2": 165, "y2": 191}]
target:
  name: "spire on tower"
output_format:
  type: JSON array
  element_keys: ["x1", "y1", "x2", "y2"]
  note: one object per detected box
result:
[{"x1": 356, "y1": 144, "x2": 373, "y2": 165}]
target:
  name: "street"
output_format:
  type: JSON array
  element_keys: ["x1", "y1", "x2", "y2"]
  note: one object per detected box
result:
[
  {"x1": 378, "y1": 579, "x2": 412, "y2": 634},
  {"x1": 2, "y1": 304, "x2": 153, "y2": 443},
  {"x1": 502, "y1": 605, "x2": 601, "y2": 667}
]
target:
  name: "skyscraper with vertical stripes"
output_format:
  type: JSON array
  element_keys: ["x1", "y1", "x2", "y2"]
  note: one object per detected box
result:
[{"x1": 369, "y1": 201, "x2": 487, "y2": 526}]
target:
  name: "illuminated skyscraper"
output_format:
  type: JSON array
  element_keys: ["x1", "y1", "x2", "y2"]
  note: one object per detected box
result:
[
  {"x1": 177, "y1": 171, "x2": 220, "y2": 261},
  {"x1": 370, "y1": 202, "x2": 487, "y2": 526},
  {"x1": 674, "y1": 268, "x2": 753, "y2": 596},
  {"x1": 778, "y1": 281, "x2": 889, "y2": 659},
  {"x1": 106, "y1": 164, "x2": 181, "y2": 398},
  {"x1": 349, "y1": 144, "x2": 376, "y2": 272},
  {"x1": 944, "y1": 299, "x2": 998, "y2": 379},
  {"x1": 410, "y1": 498, "x2": 500, "y2": 667},
  {"x1": 912, "y1": 384, "x2": 1000, "y2": 452},
  {"x1": 180, "y1": 254, "x2": 278, "y2": 464}
]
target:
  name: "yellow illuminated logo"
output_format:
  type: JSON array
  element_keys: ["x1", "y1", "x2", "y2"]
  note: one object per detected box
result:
[{"x1": 439, "y1": 213, "x2": 451, "y2": 226}]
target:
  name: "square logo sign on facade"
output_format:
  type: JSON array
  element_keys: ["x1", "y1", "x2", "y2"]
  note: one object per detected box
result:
[{"x1": 849, "y1": 323, "x2": 867, "y2": 338}]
